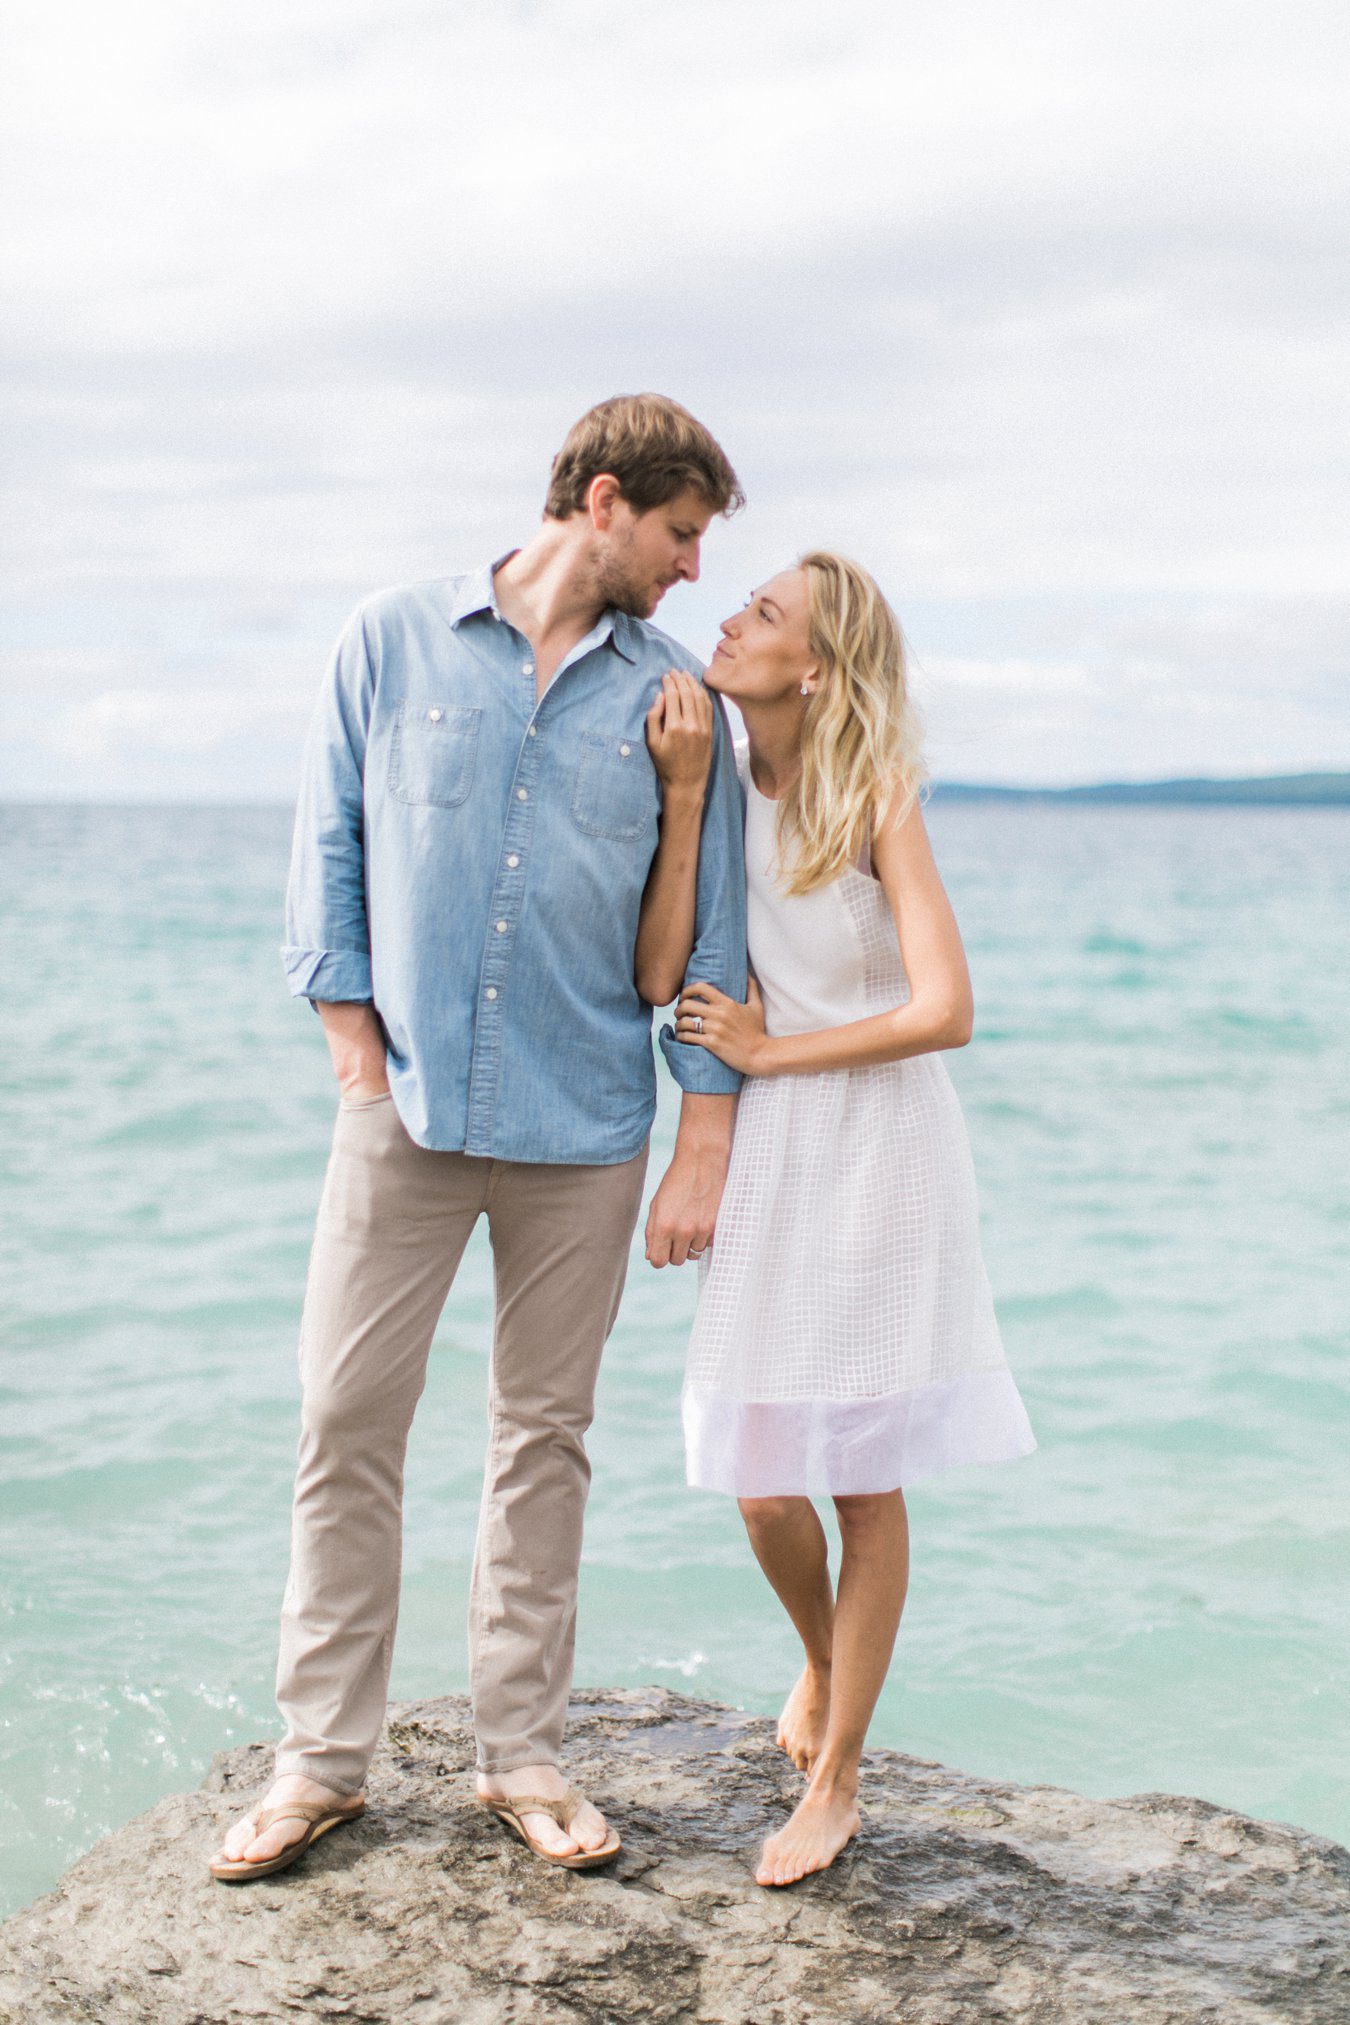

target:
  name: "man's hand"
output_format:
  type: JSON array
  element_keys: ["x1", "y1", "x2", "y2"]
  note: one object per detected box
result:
[
  {"x1": 317, "y1": 1001, "x2": 390, "y2": 1101},
  {"x1": 645, "y1": 1092, "x2": 735, "y2": 1268}
]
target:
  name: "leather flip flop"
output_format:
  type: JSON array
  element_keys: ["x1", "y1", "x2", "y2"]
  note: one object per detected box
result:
[
  {"x1": 477, "y1": 1785, "x2": 621, "y2": 1869},
  {"x1": 209, "y1": 1795, "x2": 366, "y2": 1883}
]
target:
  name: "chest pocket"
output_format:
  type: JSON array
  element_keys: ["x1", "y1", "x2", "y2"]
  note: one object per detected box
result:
[
  {"x1": 388, "y1": 702, "x2": 481, "y2": 809},
  {"x1": 571, "y1": 729, "x2": 656, "y2": 842}
]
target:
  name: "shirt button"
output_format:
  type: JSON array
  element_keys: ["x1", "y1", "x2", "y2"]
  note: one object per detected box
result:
[
  {"x1": 619, "y1": 742, "x2": 631, "y2": 756},
  {"x1": 517, "y1": 788, "x2": 528, "y2": 801},
  {"x1": 485, "y1": 986, "x2": 498, "y2": 1001},
  {"x1": 527, "y1": 724, "x2": 537, "y2": 737},
  {"x1": 506, "y1": 854, "x2": 520, "y2": 868},
  {"x1": 523, "y1": 662, "x2": 535, "y2": 676},
  {"x1": 428, "y1": 708, "x2": 443, "y2": 722},
  {"x1": 495, "y1": 920, "x2": 508, "y2": 934}
]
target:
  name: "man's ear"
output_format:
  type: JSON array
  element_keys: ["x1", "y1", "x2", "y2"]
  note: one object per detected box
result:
[{"x1": 586, "y1": 472, "x2": 624, "y2": 531}]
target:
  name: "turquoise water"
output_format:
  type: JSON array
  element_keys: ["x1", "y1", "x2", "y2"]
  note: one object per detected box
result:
[{"x1": 2, "y1": 801, "x2": 1347, "y2": 1918}]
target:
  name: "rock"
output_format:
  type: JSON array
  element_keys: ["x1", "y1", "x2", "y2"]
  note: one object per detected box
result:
[{"x1": 1, "y1": 1687, "x2": 1346, "y2": 2023}]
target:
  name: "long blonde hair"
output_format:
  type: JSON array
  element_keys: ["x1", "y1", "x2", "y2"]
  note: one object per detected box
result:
[{"x1": 774, "y1": 551, "x2": 926, "y2": 895}]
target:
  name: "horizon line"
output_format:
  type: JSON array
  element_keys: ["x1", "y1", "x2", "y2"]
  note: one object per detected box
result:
[{"x1": 3, "y1": 767, "x2": 1350, "y2": 811}]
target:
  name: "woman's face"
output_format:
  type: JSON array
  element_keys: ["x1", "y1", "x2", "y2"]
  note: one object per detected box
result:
[{"x1": 704, "y1": 567, "x2": 817, "y2": 704}]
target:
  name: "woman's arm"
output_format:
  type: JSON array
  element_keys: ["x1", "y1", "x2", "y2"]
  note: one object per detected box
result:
[
  {"x1": 674, "y1": 790, "x2": 973, "y2": 1073},
  {"x1": 635, "y1": 672, "x2": 715, "y2": 1005}
]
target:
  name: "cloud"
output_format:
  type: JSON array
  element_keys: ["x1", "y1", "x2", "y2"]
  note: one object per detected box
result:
[
  {"x1": 915, "y1": 594, "x2": 1350, "y2": 781},
  {"x1": 2, "y1": 0, "x2": 1347, "y2": 794}
]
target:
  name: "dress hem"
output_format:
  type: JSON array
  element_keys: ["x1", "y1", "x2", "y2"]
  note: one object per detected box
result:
[{"x1": 682, "y1": 1366, "x2": 1037, "y2": 1497}]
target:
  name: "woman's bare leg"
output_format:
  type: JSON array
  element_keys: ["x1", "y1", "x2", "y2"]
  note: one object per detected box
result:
[
  {"x1": 738, "y1": 1496, "x2": 836, "y2": 1771},
  {"x1": 757, "y1": 1489, "x2": 909, "y2": 1887}
]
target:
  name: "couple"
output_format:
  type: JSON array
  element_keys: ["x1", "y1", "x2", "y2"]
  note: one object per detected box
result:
[{"x1": 211, "y1": 394, "x2": 1034, "y2": 1893}]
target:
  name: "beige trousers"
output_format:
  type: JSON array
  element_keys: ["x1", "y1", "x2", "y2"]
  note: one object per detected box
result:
[{"x1": 274, "y1": 1091, "x2": 648, "y2": 1790}]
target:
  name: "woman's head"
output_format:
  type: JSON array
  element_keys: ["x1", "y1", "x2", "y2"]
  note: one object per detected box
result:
[
  {"x1": 705, "y1": 567, "x2": 819, "y2": 704},
  {"x1": 709, "y1": 551, "x2": 926, "y2": 894}
]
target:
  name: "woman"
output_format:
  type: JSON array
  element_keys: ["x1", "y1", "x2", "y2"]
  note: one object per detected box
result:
[{"x1": 637, "y1": 552, "x2": 1035, "y2": 1888}]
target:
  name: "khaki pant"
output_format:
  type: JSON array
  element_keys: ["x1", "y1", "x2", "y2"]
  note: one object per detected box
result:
[{"x1": 274, "y1": 1091, "x2": 648, "y2": 1790}]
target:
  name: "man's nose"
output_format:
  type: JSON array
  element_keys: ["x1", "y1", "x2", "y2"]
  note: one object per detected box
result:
[{"x1": 681, "y1": 543, "x2": 701, "y2": 585}]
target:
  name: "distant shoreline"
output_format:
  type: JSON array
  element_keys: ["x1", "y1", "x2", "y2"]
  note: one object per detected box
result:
[
  {"x1": 931, "y1": 772, "x2": 1350, "y2": 806},
  {"x1": 2, "y1": 773, "x2": 1350, "y2": 810}
]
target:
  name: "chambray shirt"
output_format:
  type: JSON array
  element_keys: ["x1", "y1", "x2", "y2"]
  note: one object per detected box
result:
[{"x1": 283, "y1": 561, "x2": 747, "y2": 1162}]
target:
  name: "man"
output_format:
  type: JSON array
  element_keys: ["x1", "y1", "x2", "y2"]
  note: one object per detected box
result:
[{"x1": 211, "y1": 394, "x2": 747, "y2": 1879}]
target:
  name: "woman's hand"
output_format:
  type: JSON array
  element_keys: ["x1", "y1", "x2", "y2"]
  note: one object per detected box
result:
[
  {"x1": 645, "y1": 671, "x2": 713, "y2": 798},
  {"x1": 675, "y1": 977, "x2": 773, "y2": 1075}
]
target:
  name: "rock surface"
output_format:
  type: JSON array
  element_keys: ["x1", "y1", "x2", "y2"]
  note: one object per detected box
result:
[{"x1": 1, "y1": 1688, "x2": 1347, "y2": 2023}]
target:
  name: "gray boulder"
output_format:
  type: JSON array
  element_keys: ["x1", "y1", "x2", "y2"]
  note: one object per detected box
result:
[{"x1": 1, "y1": 1687, "x2": 1346, "y2": 2022}]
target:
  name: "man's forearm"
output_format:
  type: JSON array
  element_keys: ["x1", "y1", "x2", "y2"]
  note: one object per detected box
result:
[
  {"x1": 316, "y1": 1000, "x2": 388, "y2": 1093},
  {"x1": 644, "y1": 1091, "x2": 735, "y2": 1267},
  {"x1": 672, "y1": 1090, "x2": 735, "y2": 1161}
]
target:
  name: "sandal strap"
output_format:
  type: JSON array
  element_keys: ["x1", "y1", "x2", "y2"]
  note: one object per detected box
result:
[
  {"x1": 252, "y1": 1800, "x2": 353, "y2": 1834},
  {"x1": 501, "y1": 1786, "x2": 582, "y2": 1829}
]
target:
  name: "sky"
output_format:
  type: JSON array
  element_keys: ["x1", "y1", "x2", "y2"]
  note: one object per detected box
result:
[{"x1": 3, "y1": 0, "x2": 1347, "y2": 797}]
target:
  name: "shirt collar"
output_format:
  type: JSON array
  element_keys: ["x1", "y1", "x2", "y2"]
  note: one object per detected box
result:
[
  {"x1": 449, "y1": 555, "x2": 639, "y2": 664},
  {"x1": 447, "y1": 554, "x2": 513, "y2": 627}
]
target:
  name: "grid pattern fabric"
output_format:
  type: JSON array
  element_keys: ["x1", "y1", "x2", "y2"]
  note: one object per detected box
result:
[{"x1": 684, "y1": 755, "x2": 1035, "y2": 1495}]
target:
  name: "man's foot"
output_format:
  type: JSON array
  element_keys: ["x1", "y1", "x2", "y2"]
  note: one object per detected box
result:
[
  {"x1": 476, "y1": 1764, "x2": 612, "y2": 1861},
  {"x1": 755, "y1": 1779, "x2": 861, "y2": 1888},
  {"x1": 776, "y1": 1664, "x2": 832, "y2": 1772},
  {"x1": 213, "y1": 1774, "x2": 364, "y2": 1869}
]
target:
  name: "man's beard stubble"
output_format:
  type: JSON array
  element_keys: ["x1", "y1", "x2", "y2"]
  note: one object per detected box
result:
[{"x1": 593, "y1": 530, "x2": 659, "y2": 620}]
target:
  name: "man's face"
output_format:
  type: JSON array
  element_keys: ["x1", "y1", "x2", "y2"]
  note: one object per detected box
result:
[{"x1": 594, "y1": 486, "x2": 715, "y2": 619}]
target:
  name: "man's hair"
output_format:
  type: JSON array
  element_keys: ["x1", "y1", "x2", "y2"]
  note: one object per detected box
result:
[{"x1": 544, "y1": 393, "x2": 745, "y2": 521}]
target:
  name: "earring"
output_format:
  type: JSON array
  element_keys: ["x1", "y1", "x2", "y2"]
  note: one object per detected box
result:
[{"x1": 799, "y1": 682, "x2": 810, "y2": 697}]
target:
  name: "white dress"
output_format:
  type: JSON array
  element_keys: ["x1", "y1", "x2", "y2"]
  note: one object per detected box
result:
[{"x1": 683, "y1": 754, "x2": 1036, "y2": 1497}]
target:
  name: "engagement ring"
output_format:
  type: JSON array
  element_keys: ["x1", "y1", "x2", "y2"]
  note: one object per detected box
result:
[{"x1": 691, "y1": 1015, "x2": 704, "y2": 1033}]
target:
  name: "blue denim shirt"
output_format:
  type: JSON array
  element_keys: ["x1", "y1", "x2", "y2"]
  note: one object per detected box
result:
[{"x1": 283, "y1": 560, "x2": 747, "y2": 1162}]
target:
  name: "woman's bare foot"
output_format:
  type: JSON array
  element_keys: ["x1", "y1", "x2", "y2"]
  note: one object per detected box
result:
[
  {"x1": 476, "y1": 1764, "x2": 612, "y2": 1861},
  {"x1": 776, "y1": 1663, "x2": 831, "y2": 1772},
  {"x1": 755, "y1": 1778, "x2": 861, "y2": 1888},
  {"x1": 213, "y1": 1773, "x2": 364, "y2": 1869}
]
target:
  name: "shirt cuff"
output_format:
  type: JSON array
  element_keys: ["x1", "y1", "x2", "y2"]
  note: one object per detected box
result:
[
  {"x1": 658, "y1": 1022, "x2": 743, "y2": 1095},
  {"x1": 282, "y1": 945, "x2": 373, "y2": 1004}
]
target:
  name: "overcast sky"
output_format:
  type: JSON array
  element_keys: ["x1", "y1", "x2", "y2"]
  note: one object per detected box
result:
[{"x1": 3, "y1": 0, "x2": 1346, "y2": 797}]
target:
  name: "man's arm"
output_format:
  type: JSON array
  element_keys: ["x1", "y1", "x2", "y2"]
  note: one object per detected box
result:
[
  {"x1": 316, "y1": 1000, "x2": 390, "y2": 1099},
  {"x1": 283, "y1": 609, "x2": 384, "y2": 1091},
  {"x1": 647, "y1": 697, "x2": 747, "y2": 1266},
  {"x1": 644, "y1": 1091, "x2": 735, "y2": 1267}
]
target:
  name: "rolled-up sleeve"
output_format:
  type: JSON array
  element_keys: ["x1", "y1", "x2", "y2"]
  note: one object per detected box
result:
[
  {"x1": 282, "y1": 609, "x2": 375, "y2": 1004},
  {"x1": 658, "y1": 698, "x2": 748, "y2": 1095}
]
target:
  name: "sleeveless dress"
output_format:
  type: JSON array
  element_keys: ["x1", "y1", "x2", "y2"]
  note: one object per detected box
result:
[{"x1": 682, "y1": 752, "x2": 1036, "y2": 1497}]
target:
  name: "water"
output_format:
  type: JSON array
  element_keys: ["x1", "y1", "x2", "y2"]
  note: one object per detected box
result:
[{"x1": 2, "y1": 800, "x2": 1347, "y2": 1918}]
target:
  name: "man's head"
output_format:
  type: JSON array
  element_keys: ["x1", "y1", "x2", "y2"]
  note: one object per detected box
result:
[{"x1": 545, "y1": 394, "x2": 744, "y2": 619}]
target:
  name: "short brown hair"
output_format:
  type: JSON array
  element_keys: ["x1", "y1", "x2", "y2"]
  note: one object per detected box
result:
[{"x1": 544, "y1": 393, "x2": 744, "y2": 521}]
